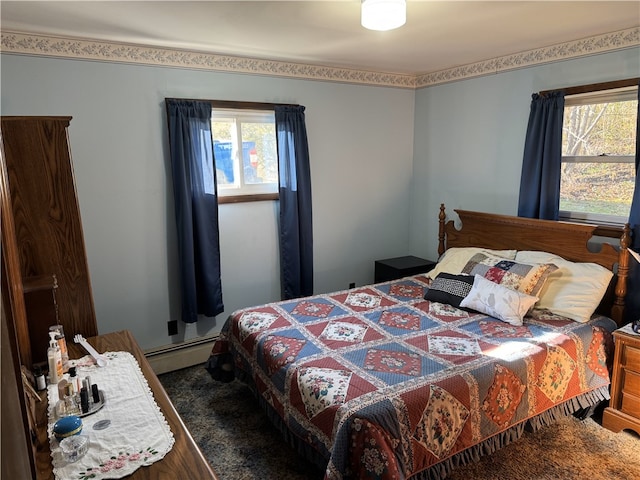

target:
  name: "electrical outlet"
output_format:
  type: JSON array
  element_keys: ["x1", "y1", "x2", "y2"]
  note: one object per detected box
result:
[
  {"x1": 349, "y1": 282, "x2": 356, "y2": 289},
  {"x1": 167, "y1": 320, "x2": 178, "y2": 336}
]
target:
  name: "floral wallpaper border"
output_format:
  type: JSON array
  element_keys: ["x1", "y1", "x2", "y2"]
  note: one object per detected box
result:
[{"x1": 1, "y1": 28, "x2": 638, "y2": 90}]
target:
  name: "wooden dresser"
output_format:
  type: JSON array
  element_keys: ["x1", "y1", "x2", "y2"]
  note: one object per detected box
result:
[
  {"x1": 603, "y1": 326, "x2": 640, "y2": 435},
  {"x1": 34, "y1": 330, "x2": 218, "y2": 479}
]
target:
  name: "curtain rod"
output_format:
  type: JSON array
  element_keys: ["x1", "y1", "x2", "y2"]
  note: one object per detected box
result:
[
  {"x1": 165, "y1": 98, "x2": 300, "y2": 109},
  {"x1": 539, "y1": 77, "x2": 639, "y2": 96}
]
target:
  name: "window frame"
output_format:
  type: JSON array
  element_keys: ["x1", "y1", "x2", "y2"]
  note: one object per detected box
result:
[
  {"x1": 556, "y1": 80, "x2": 638, "y2": 227},
  {"x1": 210, "y1": 100, "x2": 279, "y2": 205}
]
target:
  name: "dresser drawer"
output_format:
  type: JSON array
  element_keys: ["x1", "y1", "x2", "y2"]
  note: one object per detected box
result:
[
  {"x1": 621, "y1": 391, "x2": 640, "y2": 418},
  {"x1": 623, "y1": 344, "x2": 640, "y2": 373},
  {"x1": 624, "y1": 369, "x2": 640, "y2": 395}
]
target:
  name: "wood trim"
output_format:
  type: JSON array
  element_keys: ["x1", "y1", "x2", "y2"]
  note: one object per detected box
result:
[
  {"x1": 22, "y1": 274, "x2": 57, "y2": 294},
  {"x1": 218, "y1": 192, "x2": 278, "y2": 204},
  {"x1": 594, "y1": 225, "x2": 625, "y2": 238},
  {"x1": 539, "y1": 77, "x2": 639, "y2": 96},
  {"x1": 612, "y1": 224, "x2": 631, "y2": 325}
]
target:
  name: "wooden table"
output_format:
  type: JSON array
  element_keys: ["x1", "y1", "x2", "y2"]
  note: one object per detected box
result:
[{"x1": 34, "y1": 330, "x2": 218, "y2": 479}]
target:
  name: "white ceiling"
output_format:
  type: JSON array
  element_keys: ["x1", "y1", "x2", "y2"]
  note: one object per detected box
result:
[{"x1": 1, "y1": 1, "x2": 639, "y2": 76}]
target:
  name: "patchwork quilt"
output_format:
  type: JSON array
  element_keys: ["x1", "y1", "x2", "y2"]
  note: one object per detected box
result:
[{"x1": 207, "y1": 275, "x2": 616, "y2": 480}]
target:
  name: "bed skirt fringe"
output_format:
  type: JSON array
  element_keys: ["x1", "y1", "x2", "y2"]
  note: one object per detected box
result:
[
  {"x1": 408, "y1": 385, "x2": 611, "y2": 480},
  {"x1": 412, "y1": 423, "x2": 526, "y2": 480},
  {"x1": 525, "y1": 385, "x2": 610, "y2": 432},
  {"x1": 218, "y1": 365, "x2": 610, "y2": 480}
]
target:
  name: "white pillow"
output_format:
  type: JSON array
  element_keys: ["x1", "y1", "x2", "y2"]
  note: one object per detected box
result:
[
  {"x1": 426, "y1": 247, "x2": 517, "y2": 279},
  {"x1": 514, "y1": 251, "x2": 614, "y2": 323},
  {"x1": 459, "y1": 275, "x2": 539, "y2": 326}
]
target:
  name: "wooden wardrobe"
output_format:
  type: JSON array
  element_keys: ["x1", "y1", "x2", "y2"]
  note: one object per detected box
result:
[{"x1": 1, "y1": 116, "x2": 98, "y2": 478}]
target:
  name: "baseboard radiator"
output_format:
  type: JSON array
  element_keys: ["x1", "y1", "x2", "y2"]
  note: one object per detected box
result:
[{"x1": 145, "y1": 335, "x2": 218, "y2": 375}]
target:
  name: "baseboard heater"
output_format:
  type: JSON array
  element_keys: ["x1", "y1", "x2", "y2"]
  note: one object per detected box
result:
[{"x1": 145, "y1": 335, "x2": 218, "y2": 375}]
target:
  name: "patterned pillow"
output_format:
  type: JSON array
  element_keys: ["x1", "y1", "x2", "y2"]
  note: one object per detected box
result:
[
  {"x1": 460, "y1": 275, "x2": 539, "y2": 326},
  {"x1": 426, "y1": 247, "x2": 517, "y2": 279},
  {"x1": 461, "y1": 253, "x2": 558, "y2": 296},
  {"x1": 423, "y1": 273, "x2": 475, "y2": 307}
]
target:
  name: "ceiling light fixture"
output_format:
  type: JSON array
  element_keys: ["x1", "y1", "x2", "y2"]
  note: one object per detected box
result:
[{"x1": 361, "y1": 0, "x2": 406, "y2": 31}]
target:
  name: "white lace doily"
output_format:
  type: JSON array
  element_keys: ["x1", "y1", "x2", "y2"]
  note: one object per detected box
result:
[{"x1": 47, "y1": 351, "x2": 175, "y2": 479}]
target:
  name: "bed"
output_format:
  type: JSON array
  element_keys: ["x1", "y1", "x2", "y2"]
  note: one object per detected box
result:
[{"x1": 206, "y1": 205, "x2": 631, "y2": 480}]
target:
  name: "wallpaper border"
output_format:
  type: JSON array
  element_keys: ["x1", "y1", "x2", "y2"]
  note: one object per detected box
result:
[{"x1": 1, "y1": 28, "x2": 638, "y2": 90}]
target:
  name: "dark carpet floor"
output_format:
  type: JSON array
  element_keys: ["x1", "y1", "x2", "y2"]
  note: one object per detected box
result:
[{"x1": 159, "y1": 364, "x2": 640, "y2": 480}]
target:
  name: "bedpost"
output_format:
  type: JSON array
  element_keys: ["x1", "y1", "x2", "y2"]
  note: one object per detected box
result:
[
  {"x1": 611, "y1": 223, "x2": 630, "y2": 326},
  {"x1": 438, "y1": 204, "x2": 446, "y2": 257}
]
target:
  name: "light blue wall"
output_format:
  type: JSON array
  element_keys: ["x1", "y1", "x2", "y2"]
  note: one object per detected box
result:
[
  {"x1": 1, "y1": 54, "x2": 416, "y2": 350},
  {"x1": 409, "y1": 47, "x2": 640, "y2": 262},
  {"x1": 2, "y1": 47, "x2": 638, "y2": 351}
]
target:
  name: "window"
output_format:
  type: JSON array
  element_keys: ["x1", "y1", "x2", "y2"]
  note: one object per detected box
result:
[
  {"x1": 560, "y1": 86, "x2": 637, "y2": 225},
  {"x1": 211, "y1": 104, "x2": 278, "y2": 203}
]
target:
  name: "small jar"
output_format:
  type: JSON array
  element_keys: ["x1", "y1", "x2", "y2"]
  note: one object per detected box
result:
[
  {"x1": 60, "y1": 435, "x2": 89, "y2": 463},
  {"x1": 33, "y1": 366, "x2": 47, "y2": 391}
]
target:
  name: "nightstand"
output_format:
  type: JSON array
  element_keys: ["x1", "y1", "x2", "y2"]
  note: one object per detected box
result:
[
  {"x1": 602, "y1": 325, "x2": 640, "y2": 435},
  {"x1": 374, "y1": 255, "x2": 436, "y2": 283}
]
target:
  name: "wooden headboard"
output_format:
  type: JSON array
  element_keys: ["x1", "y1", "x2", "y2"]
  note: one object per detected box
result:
[{"x1": 436, "y1": 204, "x2": 630, "y2": 326}]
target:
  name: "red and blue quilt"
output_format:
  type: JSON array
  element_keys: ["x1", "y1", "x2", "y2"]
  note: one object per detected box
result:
[{"x1": 207, "y1": 274, "x2": 616, "y2": 480}]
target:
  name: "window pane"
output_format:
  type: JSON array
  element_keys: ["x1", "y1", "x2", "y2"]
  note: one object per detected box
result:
[
  {"x1": 561, "y1": 90, "x2": 637, "y2": 223},
  {"x1": 559, "y1": 161, "x2": 635, "y2": 217},
  {"x1": 212, "y1": 119, "x2": 237, "y2": 186},
  {"x1": 562, "y1": 100, "x2": 637, "y2": 156},
  {"x1": 240, "y1": 122, "x2": 278, "y2": 185},
  {"x1": 211, "y1": 108, "x2": 277, "y2": 198}
]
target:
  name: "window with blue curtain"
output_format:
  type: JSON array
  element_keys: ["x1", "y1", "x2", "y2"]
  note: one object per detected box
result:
[
  {"x1": 166, "y1": 99, "x2": 224, "y2": 323},
  {"x1": 275, "y1": 105, "x2": 314, "y2": 299},
  {"x1": 518, "y1": 78, "x2": 640, "y2": 324},
  {"x1": 165, "y1": 99, "x2": 314, "y2": 325}
]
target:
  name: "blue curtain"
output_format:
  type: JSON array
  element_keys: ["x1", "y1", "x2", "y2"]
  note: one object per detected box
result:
[
  {"x1": 166, "y1": 99, "x2": 224, "y2": 322},
  {"x1": 517, "y1": 91, "x2": 565, "y2": 220},
  {"x1": 627, "y1": 82, "x2": 640, "y2": 323},
  {"x1": 275, "y1": 105, "x2": 313, "y2": 299}
]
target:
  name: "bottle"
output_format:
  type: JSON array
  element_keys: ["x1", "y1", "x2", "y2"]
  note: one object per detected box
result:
[
  {"x1": 68, "y1": 366, "x2": 81, "y2": 394},
  {"x1": 49, "y1": 325, "x2": 69, "y2": 370},
  {"x1": 57, "y1": 378, "x2": 69, "y2": 400},
  {"x1": 47, "y1": 332, "x2": 63, "y2": 385},
  {"x1": 63, "y1": 383, "x2": 80, "y2": 416},
  {"x1": 33, "y1": 365, "x2": 47, "y2": 391}
]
